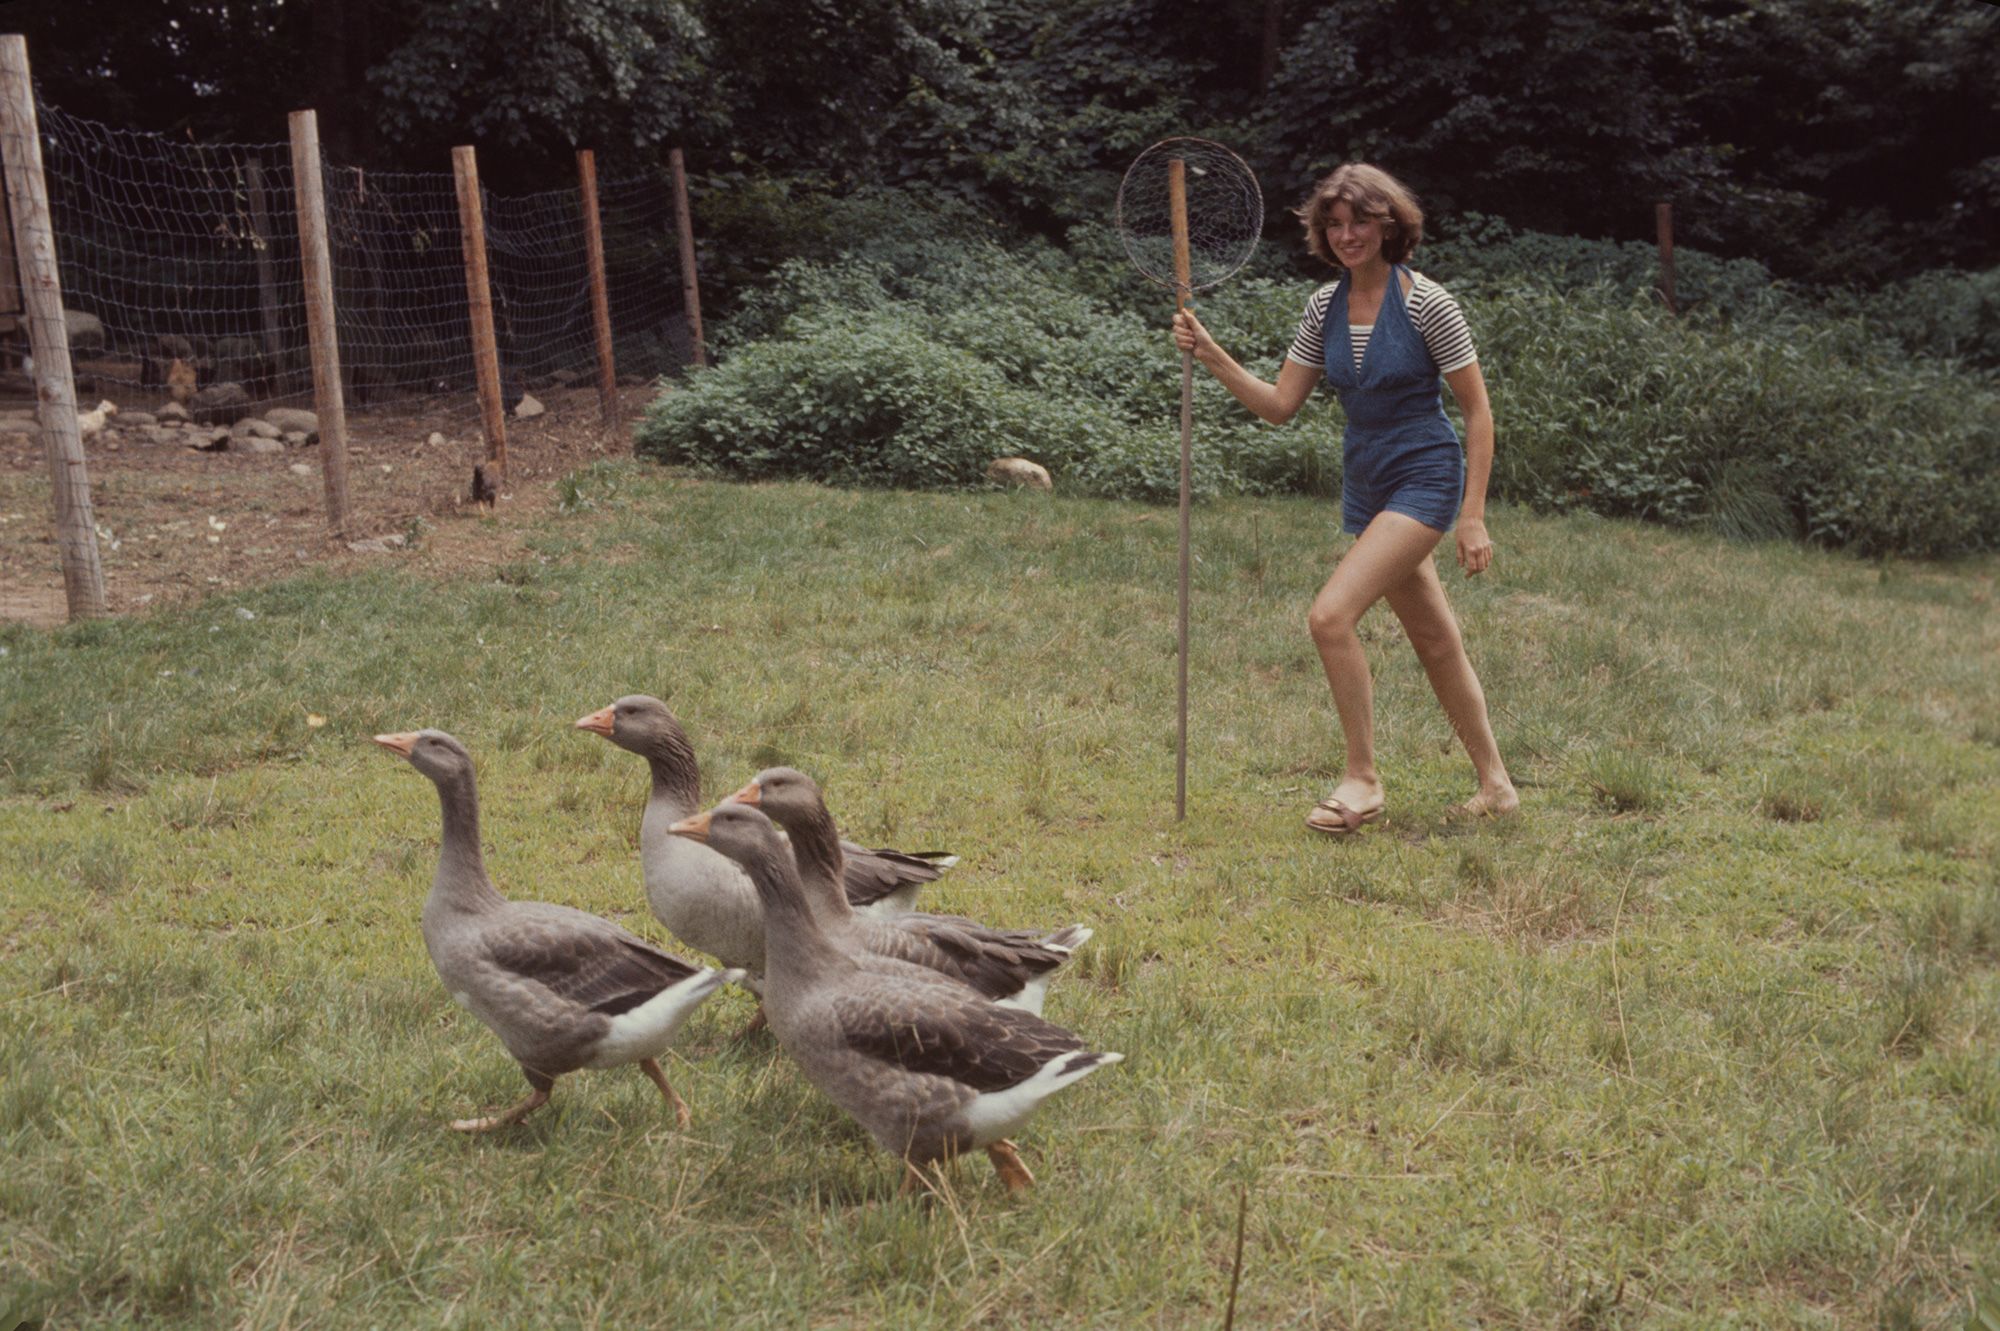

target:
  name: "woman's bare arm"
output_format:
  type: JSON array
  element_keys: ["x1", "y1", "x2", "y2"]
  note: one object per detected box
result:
[
  {"x1": 1173, "y1": 310, "x2": 1319, "y2": 425},
  {"x1": 1443, "y1": 360, "x2": 1495, "y2": 574}
]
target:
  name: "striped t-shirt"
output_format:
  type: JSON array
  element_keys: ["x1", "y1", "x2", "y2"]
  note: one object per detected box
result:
[{"x1": 1285, "y1": 274, "x2": 1478, "y2": 376}]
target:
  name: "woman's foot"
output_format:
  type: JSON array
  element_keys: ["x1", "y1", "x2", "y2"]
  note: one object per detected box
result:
[
  {"x1": 1306, "y1": 776, "x2": 1386, "y2": 835},
  {"x1": 1448, "y1": 782, "x2": 1519, "y2": 821}
]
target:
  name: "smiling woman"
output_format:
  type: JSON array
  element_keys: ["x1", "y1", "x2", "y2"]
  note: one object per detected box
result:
[{"x1": 1171, "y1": 161, "x2": 1517, "y2": 836}]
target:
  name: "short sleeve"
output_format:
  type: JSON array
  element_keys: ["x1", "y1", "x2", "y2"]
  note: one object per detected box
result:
[
  {"x1": 1408, "y1": 277, "x2": 1477, "y2": 374},
  {"x1": 1286, "y1": 284, "x2": 1337, "y2": 369}
]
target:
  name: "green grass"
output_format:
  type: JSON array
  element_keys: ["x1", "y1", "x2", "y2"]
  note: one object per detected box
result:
[{"x1": 3, "y1": 461, "x2": 1999, "y2": 1327}]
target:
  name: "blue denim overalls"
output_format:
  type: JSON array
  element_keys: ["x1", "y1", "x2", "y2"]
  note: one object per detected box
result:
[{"x1": 1323, "y1": 265, "x2": 1466, "y2": 535}]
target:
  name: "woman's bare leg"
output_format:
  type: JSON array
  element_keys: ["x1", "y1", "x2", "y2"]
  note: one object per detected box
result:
[
  {"x1": 1305, "y1": 512, "x2": 1448, "y2": 820},
  {"x1": 1380, "y1": 556, "x2": 1518, "y2": 815}
]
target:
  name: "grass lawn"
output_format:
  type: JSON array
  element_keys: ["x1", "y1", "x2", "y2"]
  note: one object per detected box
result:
[{"x1": 4, "y1": 461, "x2": 1998, "y2": 1328}]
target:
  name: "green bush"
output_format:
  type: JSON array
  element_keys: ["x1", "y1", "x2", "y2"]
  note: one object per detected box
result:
[
  {"x1": 640, "y1": 230, "x2": 1339, "y2": 504},
  {"x1": 1859, "y1": 267, "x2": 2000, "y2": 374},
  {"x1": 1479, "y1": 283, "x2": 2000, "y2": 556},
  {"x1": 639, "y1": 195, "x2": 1999, "y2": 555}
]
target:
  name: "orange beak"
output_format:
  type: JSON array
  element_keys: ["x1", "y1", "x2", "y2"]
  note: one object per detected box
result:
[
  {"x1": 372, "y1": 732, "x2": 418, "y2": 757},
  {"x1": 668, "y1": 811, "x2": 711, "y2": 842},
  {"x1": 728, "y1": 778, "x2": 762, "y2": 806},
  {"x1": 574, "y1": 705, "x2": 615, "y2": 737}
]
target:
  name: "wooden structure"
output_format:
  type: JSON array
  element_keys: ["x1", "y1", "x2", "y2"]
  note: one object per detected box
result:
[
  {"x1": 576, "y1": 149, "x2": 618, "y2": 424},
  {"x1": 1169, "y1": 156, "x2": 1193, "y2": 821},
  {"x1": 1657, "y1": 201, "x2": 1676, "y2": 315},
  {"x1": 452, "y1": 145, "x2": 508, "y2": 478},
  {"x1": 670, "y1": 148, "x2": 706, "y2": 369},
  {"x1": 0, "y1": 33, "x2": 105, "y2": 619},
  {"x1": 288, "y1": 109, "x2": 353, "y2": 536}
]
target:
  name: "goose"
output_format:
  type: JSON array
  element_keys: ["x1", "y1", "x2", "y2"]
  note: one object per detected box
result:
[
  {"x1": 731, "y1": 767, "x2": 1090, "y2": 1015},
  {"x1": 572, "y1": 695, "x2": 956, "y2": 982},
  {"x1": 671, "y1": 802, "x2": 1121, "y2": 1194},
  {"x1": 374, "y1": 729, "x2": 742, "y2": 1132}
]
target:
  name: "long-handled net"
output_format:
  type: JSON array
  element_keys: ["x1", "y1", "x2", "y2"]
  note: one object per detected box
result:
[{"x1": 1115, "y1": 137, "x2": 1262, "y2": 820}]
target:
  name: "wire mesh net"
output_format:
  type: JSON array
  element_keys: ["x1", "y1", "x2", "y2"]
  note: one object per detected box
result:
[
  {"x1": 1114, "y1": 137, "x2": 1263, "y2": 295},
  {"x1": 28, "y1": 100, "x2": 691, "y2": 423}
]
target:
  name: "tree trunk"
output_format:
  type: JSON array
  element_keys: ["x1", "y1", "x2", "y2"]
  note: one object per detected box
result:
[
  {"x1": 1257, "y1": 0, "x2": 1283, "y2": 93},
  {"x1": 312, "y1": 0, "x2": 352, "y2": 160}
]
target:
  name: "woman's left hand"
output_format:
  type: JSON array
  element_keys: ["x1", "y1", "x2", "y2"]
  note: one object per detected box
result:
[{"x1": 1456, "y1": 517, "x2": 1493, "y2": 575}]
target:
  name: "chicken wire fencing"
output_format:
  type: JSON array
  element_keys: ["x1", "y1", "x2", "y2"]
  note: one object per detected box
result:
[{"x1": 30, "y1": 101, "x2": 692, "y2": 423}]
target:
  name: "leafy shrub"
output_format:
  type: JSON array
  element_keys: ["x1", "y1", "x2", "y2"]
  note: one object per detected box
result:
[
  {"x1": 1427, "y1": 212, "x2": 1786, "y2": 323},
  {"x1": 1858, "y1": 267, "x2": 2000, "y2": 374},
  {"x1": 1478, "y1": 282, "x2": 2000, "y2": 556},
  {"x1": 641, "y1": 192, "x2": 1999, "y2": 555},
  {"x1": 640, "y1": 230, "x2": 1339, "y2": 503}
]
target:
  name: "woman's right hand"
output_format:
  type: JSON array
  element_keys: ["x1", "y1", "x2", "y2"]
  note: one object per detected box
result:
[{"x1": 1173, "y1": 310, "x2": 1218, "y2": 364}]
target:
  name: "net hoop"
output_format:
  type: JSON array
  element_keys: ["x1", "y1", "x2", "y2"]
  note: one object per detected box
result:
[{"x1": 1114, "y1": 136, "x2": 1263, "y2": 296}]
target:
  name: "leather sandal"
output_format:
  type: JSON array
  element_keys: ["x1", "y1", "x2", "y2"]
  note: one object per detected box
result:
[{"x1": 1305, "y1": 795, "x2": 1384, "y2": 836}]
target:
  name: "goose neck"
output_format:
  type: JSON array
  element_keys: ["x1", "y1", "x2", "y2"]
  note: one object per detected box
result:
[{"x1": 430, "y1": 769, "x2": 504, "y2": 911}]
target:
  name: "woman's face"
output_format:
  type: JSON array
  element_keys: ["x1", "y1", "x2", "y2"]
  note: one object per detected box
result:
[{"x1": 1324, "y1": 200, "x2": 1388, "y2": 269}]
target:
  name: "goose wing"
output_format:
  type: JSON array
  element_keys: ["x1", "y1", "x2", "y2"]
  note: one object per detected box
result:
[
  {"x1": 839, "y1": 842, "x2": 954, "y2": 911},
  {"x1": 488, "y1": 905, "x2": 702, "y2": 1016},
  {"x1": 832, "y1": 978, "x2": 1085, "y2": 1093}
]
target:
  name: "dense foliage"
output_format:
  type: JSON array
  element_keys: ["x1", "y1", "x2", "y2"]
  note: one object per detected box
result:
[
  {"x1": 12, "y1": 0, "x2": 1996, "y2": 282},
  {"x1": 638, "y1": 195, "x2": 1999, "y2": 557}
]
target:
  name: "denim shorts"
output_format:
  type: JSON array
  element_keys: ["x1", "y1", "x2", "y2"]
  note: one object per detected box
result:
[{"x1": 1341, "y1": 446, "x2": 1465, "y2": 536}]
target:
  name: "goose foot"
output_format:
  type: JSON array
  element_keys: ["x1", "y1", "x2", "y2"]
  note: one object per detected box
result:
[
  {"x1": 449, "y1": 1087, "x2": 549, "y2": 1133},
  {"x1": 986, "y1": 1139, "x2": 1035, "y2": 1193},
  {"x1": 639, "y1": 1057, "x2": 692, "y2": 1129}
]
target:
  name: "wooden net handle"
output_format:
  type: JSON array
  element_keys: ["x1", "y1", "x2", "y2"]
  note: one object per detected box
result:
[{"x1": 1168, "y1": 157, "x2": 1192, "y2": 311}]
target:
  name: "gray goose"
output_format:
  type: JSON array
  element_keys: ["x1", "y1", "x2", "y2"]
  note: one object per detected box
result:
[
  {"x1": 573, "y1": 695, "x2": 957, "y2": 978},
  {"x1": 374, "y1": 729, "x2": 743, "y2": 1132},
  {"x1": 671, "y1": 802, "x2": 1121, "y2": 1194},
  {"x1": 731, "y1": 767, "x2": 1090, "y2": 1016}
]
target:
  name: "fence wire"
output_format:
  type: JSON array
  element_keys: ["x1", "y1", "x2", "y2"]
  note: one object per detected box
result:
[{"x1": 31, "y1": 100, "x2": 689, "y2": 422}]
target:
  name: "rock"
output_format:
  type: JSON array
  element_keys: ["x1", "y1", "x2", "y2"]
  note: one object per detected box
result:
[
  {"x1": 64, "y1": 309, "x2": 105, "y2": 352},
  {"x1": 262, "y1": 407, "x2": 318, "y2": 434},
  {"x1": 0, "y1": 412, "x2": 39, "y2": 434},
  {"x1": 514, "y1": 393, "x2": 545, "y2": 419},
  {"x1": 426, "y1": 431, "x2": 446, "y2": 448},
  {"x1": 214, "y1": 336, "x2": 261, "y2": 383},
  {"x1": 147, "y1": 427, "x2": 183, "y2": 447},
  {"x1": 282, "y1": 431, "x2": 308, "y2": 447},
  {"x1": 232, "y1": 419, "x2": 281, "y2": 440},
  {"x1": 196, "y1": 426, "x2": 232, "y2": 450},
  {"x1": 190, "y1": 382, "x2": 251, "y2": 424},
  {"x1": 156, "y1": 334, "x2": 196, "y2": 361},
  {"x1": 346, "y1": 534, "x2": 407, "y2": 554},
  {"x1": 548, "y1": 366, "x2": 583, "y2": 387},
  {"x1": 157, "y1": 401, "x2": 191, "y2": 422},
  {"x1": 288, "y1": 463, "x2": 314, "y2": 477},
  {"x1": 986, "y1": 456, "x2": 1053, "y2": 491},
  {"x1": 117, "y1": 411, "x2": 157, "y2": 428},
  {"x1": 238, "y1": 436, "x2": 285, "y2": 455}
]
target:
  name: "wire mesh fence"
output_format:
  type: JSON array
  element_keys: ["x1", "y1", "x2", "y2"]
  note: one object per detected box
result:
[{"x1": 30, "y1": 100, "x2": 690, "y2": 425}]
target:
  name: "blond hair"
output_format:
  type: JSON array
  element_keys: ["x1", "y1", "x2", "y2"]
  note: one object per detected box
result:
[{"x1": 1294, "y1": 163, "x2": 1425, "y2": 267}]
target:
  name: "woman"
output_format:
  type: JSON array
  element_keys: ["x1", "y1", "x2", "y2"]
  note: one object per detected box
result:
[{"x1": 1173, "y1": 163, "x2": 1517, "y2": 833}]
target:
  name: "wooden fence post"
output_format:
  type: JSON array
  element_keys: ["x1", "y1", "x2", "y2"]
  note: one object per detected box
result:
[
  {"x1": 576, "y1": 149, "x2": 618, "y2": 425},
  {"x1": 0, "y1": 33, "x2": 106, "y2": 619},
  {"x1": 452, "y1": 145, "x2": 507, "y2": 478},
  {"x1": 1656, "y1": 201, "x2": 1676, "y2": 315},
  {"x1": 244, "y1": 156, "x2": 285, "y2": 364},
  {"x1": 668, "y1": 147, "x2": 706, "y2": 369},
  {"x1": 288, "y1": 109, "x2": 352, "y2": 537}
]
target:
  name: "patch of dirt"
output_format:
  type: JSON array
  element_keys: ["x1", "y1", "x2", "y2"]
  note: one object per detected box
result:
[{"x1": 0, "y1": 383, "x2": 658, "y2": 628}]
